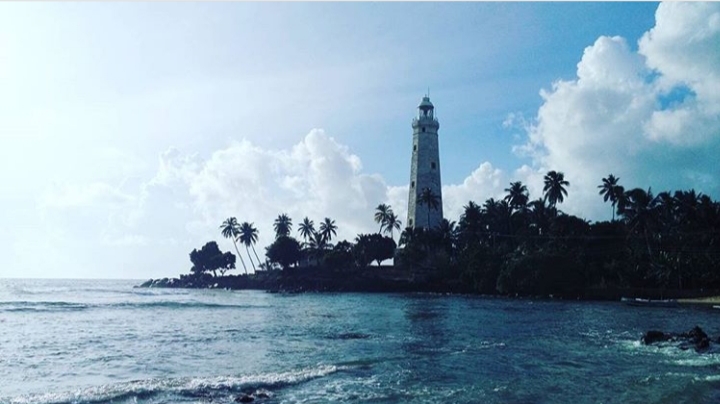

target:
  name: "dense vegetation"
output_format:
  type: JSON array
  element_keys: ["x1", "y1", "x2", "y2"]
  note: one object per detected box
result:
[{"x1": 180, "y1": 172, "x2": 720, "y2": 299}]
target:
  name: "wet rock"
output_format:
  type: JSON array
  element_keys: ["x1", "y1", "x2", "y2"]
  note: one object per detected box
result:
[
  {"x1": 235, "y1": 394, "x2": 254, "y2": 403},
  {"x1": 642, "y1": 326, "x2": 714, "y2": 353},
  {"x1": 681, "y1": 325, "x2": 708, "y2": 342},
  {"x1": 642, "y1": 330, "x2": 673, "y2": 345}
]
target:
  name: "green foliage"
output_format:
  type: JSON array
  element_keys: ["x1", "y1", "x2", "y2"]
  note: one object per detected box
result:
[
  {"x1": 354, "y1": 234, "x2": 397, "y2": 267},
  {"x1": 206, "y1": 174, "x2": 720, "y2": 297},
  {"x1": 323, "y1": 241, "x2": 354, "y2": 271},
  {"x1": 273, "y1": 214, "x2": 293, "y2": 239},
  {"x1": 496, "y1": 250, "x2": 584, "y2": 297},
  {"x1": 189, "y1": 241, "x2": 236, "y2": 277},
  {"x1": 265, "y1": 236, "x2": 302, "y2": 270}
]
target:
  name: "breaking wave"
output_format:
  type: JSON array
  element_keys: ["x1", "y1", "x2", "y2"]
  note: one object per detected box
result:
[
  {"x1": 3, "y1": 365, "x2": 345, "y2": 404},
  {"x1": 0, "y1": 300, "x2": 267, "y2": 313}
]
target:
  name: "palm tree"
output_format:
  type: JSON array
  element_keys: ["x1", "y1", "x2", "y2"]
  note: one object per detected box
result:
[
  {"x1": 504, "y1": 181, "x2": 529, "y2": 213},
  {"x1": 528, "y1": 198, "x2": 551, "y2": 236},
  {"x1": 399, "y1": 226, "x2": 426, "y2": 248},
  {"x1": 436, "y1": 218, "x2": 457, "y2": 256},
  {"x1": 374, "y1": 204, "x2": 393, "y2": 234},
  {"x1": 598, "y1": 174, "x2": 624, "y2": 221},
  {"x1": 298, "y1": 217, "x2": 315, "y2": 244},
  {"x1": 383, "y1": 212, "x2": 402, "y2": 241},
  {"x1": 543, "y1": 170, "x2": 569, "y2": 210},
  {"x1": 239, "y1": 222, "x2": 261, "y2": 272},
  {"x1": 273, "y1": 213, "x2": 293, "y2": 239},
  {"x1": 219, "y1": 217, "x2": 247, "y2": 274},
  {"x1": 418, "y1": 187, "x2": 440, "y2": 229},
  {"x1": 619, "y1": 188, "x2": 660, "y2": 233},
  {"x1": 319, "y1": 217, "x2": 338, "y2": 244},
  {"x1": 458, "y1": 201, "x2": 483, "y2": 248}
]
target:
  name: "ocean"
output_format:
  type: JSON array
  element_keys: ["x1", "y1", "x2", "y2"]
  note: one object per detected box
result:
[{"x1": 1, "y1": 278, "x2": 720, "y2": 404}]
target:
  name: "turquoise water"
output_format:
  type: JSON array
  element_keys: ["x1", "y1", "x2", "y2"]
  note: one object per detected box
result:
[{"x1": 1, "y1": 279, "x2": 720, "y2": 403}]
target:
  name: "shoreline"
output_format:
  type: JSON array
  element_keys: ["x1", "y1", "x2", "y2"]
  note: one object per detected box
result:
[{"x1": 137, "y1": 270, "x2": 720, "y2": 303}]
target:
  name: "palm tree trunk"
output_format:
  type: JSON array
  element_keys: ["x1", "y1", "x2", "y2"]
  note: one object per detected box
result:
[
  {"x1": 233, "y1": 240, "x2": 248, "y2": 274},
  {"x1": 245, "y1": 246, "x2": 256, "y2": 271},
  {"x1": 251, "y1": 244, "x2": 262, "y2": 266}
]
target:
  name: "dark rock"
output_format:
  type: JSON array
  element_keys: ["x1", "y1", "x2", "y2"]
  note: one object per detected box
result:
[
  {"x1": 643, "y1": 326, "x2": 714, "y2": 353},
  {"x1": 642, "y1": 330, "x2": 673, "y2": 345},
  {"x1": 235, "y1": 394, "x2": 254, "y2": 403},
  {"x1": 256, "y1": 391, "x2": 270, "y2": 399},
  {"x1": 681, "y1": 326, "x2": 708, "y2": 343}
]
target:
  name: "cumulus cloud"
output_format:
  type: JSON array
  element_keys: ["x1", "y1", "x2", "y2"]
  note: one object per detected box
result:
[
  {"x1": 515, "y1": 2, "x2": 720, "y2": 221},
  {"x1": 139, "y1": 130, "x2": 393, "y2": 257}
]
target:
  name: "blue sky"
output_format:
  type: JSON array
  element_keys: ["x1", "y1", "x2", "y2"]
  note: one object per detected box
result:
[{"x1": 1, "y1": 2, "x2": 718, "y2": 279}]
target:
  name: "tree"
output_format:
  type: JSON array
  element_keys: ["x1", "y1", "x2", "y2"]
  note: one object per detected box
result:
[
  {"x1": 273, "y1": 213, "x2": 293, "y2": 239},
  {"x1": 265, "y1": 236, "x2": 302, "y2": 270},
  {"x1": 598, "y1": 174, "x2": 624, "y2": 221},
  {"x1": 436, "y1": 218, "x2": 457, "y2": 257},
  {"x1": 354, "y1": 234, "x2": 396, "y2": 267},
  {"x1": 504, "y1": 181, "x2": 529, "y2": 213},
  {"x1": 374, "y1": 204, "x2": 393, "y2": 234},
  {"x1": 458, "y1": 201, "x2": 483, "y2": 249},
  {"x1": 418, "y1": 187, "x2": 440, "y2": 228},
  {"x1": 528, "y1": 198, "x2": 551, "y2": 236},
  {"x1": 383, "y1": 212, "x2": 402, "y2": 241},
  {"x1": 619, "y1": 187, "x2": 661, "y2": 263},
  {"x1": 189, "y1": 241, "x2": 235, "y2": 277},
  {"x1": 543, "y1": 170, "x2": 569, "y2": 210},
  {"x1": 397, "y1": 226, "x2": 428, "y2": 269},
  {"x1": 217, "y1": 252, "x2": 236, "y2": 276},
  {"x1": 297, "y1": 217, "x2": 315, "y2": 244},
  {"x1": 319, "y1": 217, "x2": 338, "y2": 244},
  {"x1": 238, "y1": 222, "x2": 260, "y2": 272},
  {"x1": 219, "y1": 217, "x2": 247, "y2": 273}
]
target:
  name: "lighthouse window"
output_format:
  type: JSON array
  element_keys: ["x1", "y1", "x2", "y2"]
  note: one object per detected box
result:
[
  {"x1": 413, "y1": 144, "x2": 417, "y2": 151},
  {"x1": 431, "y1": 162, "x2": 436, "y2": 169},
  {"x1": 411, "y1": 181, "x2": 415, "y2": 188},
  {"x1": 421, "y1": 127, "x2": 425, "y2": 133},
  {"x1": 409, "y1": 219, "x2": 413, "y2": 226}
]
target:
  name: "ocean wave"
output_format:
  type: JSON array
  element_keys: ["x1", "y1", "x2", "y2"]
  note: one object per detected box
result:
[
  {"x1": 0, "y1": 300, "x2": 268, "y2": 313},
  {"x1": 671, "y1": 354, "x2": 720, "y2": 367},
  {"x1": 0, "y1": 301, "x2": 90, "y2": 313},
  {"x1": 109, "y1": 301, "x2": 269, "y2": 310},
  {"x1": 2, "y1": 365, "x2": 344, "y2": 404}
]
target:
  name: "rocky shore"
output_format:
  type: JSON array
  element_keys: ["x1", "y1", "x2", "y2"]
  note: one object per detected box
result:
[
  {"x1": 137, "y1": 266, "x2": 472, "y2": 294},
  {"x1": 642, "y1": 326, "x2": 719, "y2": 353}
]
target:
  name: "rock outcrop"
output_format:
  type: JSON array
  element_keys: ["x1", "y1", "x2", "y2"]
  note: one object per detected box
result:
[{"x1": 642, "y1": 326, "x2": 715, "y2": 353}]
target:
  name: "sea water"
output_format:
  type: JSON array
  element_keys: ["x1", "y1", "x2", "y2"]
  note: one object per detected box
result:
[{"x1": 1, "y1": 278, "x2": 720, "y2": 404}]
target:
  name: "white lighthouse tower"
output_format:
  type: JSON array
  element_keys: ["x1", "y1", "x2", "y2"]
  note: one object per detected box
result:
[{"x1": 407, "y1": 95, "x2": 443, "y2": 230}]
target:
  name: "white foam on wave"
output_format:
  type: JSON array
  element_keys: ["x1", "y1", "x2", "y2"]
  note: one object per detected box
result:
[
  {"x1": 672, "y1": 354, "x2": 720, "y2": 367},
  {"x1": 698, "y1": 374, "x2": 720, "y2": 382},
  {"x1": 2, "y1": 365, "x2": 344, "y2": 404}
]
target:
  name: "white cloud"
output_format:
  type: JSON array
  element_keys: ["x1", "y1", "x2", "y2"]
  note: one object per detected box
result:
[
  {"x1": 442, "y1": 162, "x2": 507, "y2": 220},
  {"x1": 138, "y1": 130, "x2": 394, "y2": 259},
  {"x1": 515, "y1": 2, "x2": 720, "y2": 221}
]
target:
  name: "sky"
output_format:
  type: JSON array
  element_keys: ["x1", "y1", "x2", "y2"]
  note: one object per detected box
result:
[{"x1": 1, "y1": 2, "x2": 718, "y2": 279}]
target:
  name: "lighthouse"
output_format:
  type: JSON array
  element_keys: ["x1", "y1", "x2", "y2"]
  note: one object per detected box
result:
[{"x1": 406, "y1": 95, "x2": 443, "y2": 230}]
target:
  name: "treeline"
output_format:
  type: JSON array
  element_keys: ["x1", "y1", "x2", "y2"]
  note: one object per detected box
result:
[
  {"x1": 416, "y1": 174, "x2": 720, "y2": 297},
  {"x1": 185, "y1": 171, "x2": 720, "y2": 298}
]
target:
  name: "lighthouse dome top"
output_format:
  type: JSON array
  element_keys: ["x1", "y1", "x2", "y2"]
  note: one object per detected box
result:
[{"x1": 418, "y1": 96, "x2": 434, "y2": 109}]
